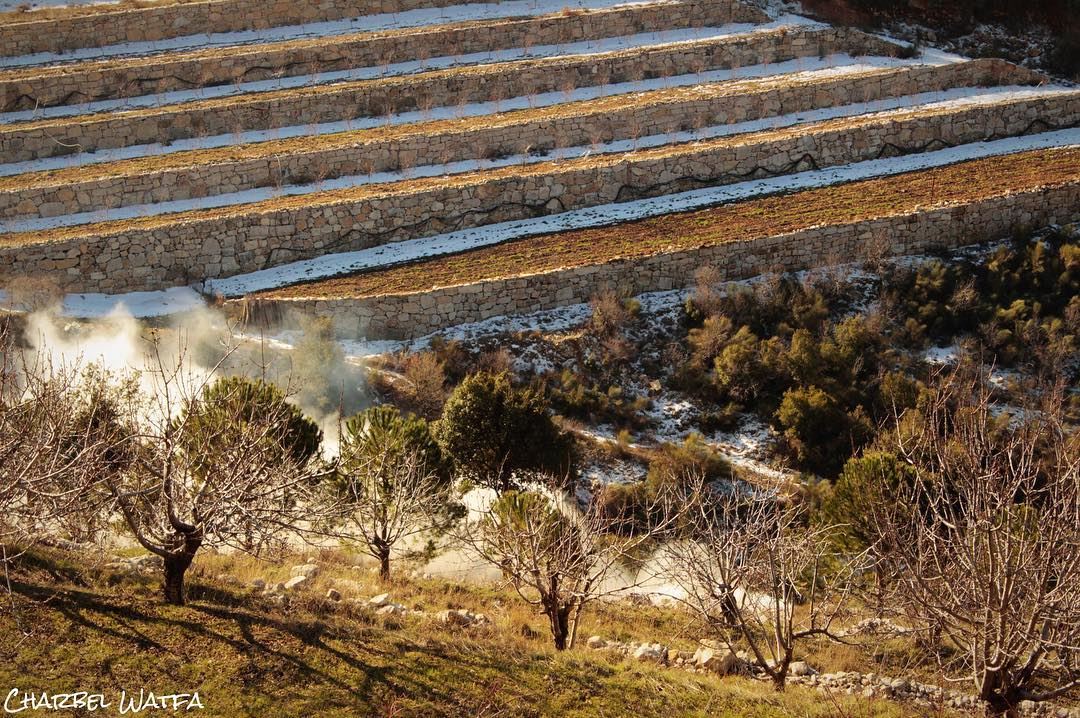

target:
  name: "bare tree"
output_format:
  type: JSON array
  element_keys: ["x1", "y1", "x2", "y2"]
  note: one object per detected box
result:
[
  {"x1": 458, "y1": 477, "x2": 694, "y2": 650},
  {"x1": 102, "y1": 342, "x2": 329, "y2": 605},
  {"x1": 333, "y1": 405, "x2": 457, "y2": 582},
  {"x1": 666, "y1": 482, "x2": 856, "y2": 690},
  {"x1": 869, "y1": 369, "x2": 1080, "y2": 716},
  {"x1": 0, "y1": 323, "x2": 114, "y2": 556}
]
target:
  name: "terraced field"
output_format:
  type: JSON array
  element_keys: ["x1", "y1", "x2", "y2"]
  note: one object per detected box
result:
[{"x1": 0, "y1": 0, "x2": 1078, "y2": 336}]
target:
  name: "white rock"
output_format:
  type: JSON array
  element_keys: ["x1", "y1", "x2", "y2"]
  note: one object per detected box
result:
[
  {"x1": 632, "y1": 643, "x2": 667, "y2": 664},
  {"x1": 369, "y1": 593, "x2": 392, "y2": 607},
  {"x1": 290, "y1": 563, "x2": 319, "y2": 578},
  {"x1": 694, "y1": 646, "x2": 741, "y2": 675},
  {"x1": 284, "y1": 575, "x2": 308, "y2": 591},
  {"x1": 789, "y1": 661, "x2": 816, "y2": 677},
  {"x1": 586, "y1": 635, "x2": 607, "y2": 649},
  {"x1": 376, "y1": 603, "x2": 406, "y2": 616}
]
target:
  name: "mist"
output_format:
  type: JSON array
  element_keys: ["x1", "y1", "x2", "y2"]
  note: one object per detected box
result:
[{"x1": 15, "y1": 303, "x2": 369, "y2": 455}]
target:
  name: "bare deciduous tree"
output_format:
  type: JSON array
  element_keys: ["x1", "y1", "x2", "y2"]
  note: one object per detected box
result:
[
  {"x1": 667, "y1": 482, "x2": 856, "y2": 690},
  {"x1": 870, "y1": 370, "x2": 1080, "y2": 716},
  {"x1": 101, "y1": 344, "x2": 329, "y2": 605},
  {"x1": 458, "y1": 477, "x2": 694, "y2": 650},
  {"x1": 0, "y1": 323, "x2": 113, "y2": 556},
  {"x1": 333, "y1": 406, "x2": 457, "y2": 582}
]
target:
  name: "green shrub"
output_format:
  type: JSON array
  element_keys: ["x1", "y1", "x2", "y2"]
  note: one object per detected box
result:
[
  {"x1": 775, "y1": 386, "x2": 873, "y2": 477},
  {"x1": 435, "y1": 372, "x2": 575, "y2": 492}
]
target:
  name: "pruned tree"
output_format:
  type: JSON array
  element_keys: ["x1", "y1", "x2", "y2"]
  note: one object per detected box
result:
[
  {"x1": 458, "y1": 476, "x2": 695, "y2": 650},
  {"x1": 333, "y1": 405, "x2": 457, "y2": 582},
  {"x1": 666, "y1": 482, "x2": 856, "y2": 690},
  {"x1": 104, "y1": 353, "x2": 328, "y2": 605},
  {"x1": 868, "y1": 369, "x2": 1080, "y2": 716},
  {"x1": 435, "y1": 372, "x2": 574, "y2": 493},
  {"x1": 0, "y1": 323, "x2": 115, "y2": 557}
]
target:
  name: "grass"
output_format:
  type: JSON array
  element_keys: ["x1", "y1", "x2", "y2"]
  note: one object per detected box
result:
[
  {"x1": 0, "y1": 546, "x2": 940, "y2": 717},
  {"x1": 252, "y1": 146, "x2": 1080, "y2": 299}
]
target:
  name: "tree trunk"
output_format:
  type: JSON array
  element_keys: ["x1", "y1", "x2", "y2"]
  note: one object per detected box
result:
[
  {"x1": 979, "y1": 672, "x2": 1022, "y2": 718},
  {"x1": 770, "y1": 656, "x2": 790, "y2": 692},
  {"x1": 161, "y1": 532, "x2": 201, "y2": 605},
  {"x1": 874, "y1": 564, "x2": 886, "y2": 618},
  {"x1": 378, "y1": 548, "x2": 391, "y2": 583},
  {"x1": 545, "y1": 600, "x2": 571, "y2": 650}
]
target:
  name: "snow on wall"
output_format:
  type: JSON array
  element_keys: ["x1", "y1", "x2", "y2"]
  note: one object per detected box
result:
[
  {"x1": 258, "y1": 181, "x2": 1080, "y2": 340},
  {"x1": 0, "y1": 25, "x2": 897, "y2": 162}
]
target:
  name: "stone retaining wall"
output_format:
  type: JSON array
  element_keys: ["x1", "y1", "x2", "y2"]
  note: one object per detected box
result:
[
  {"x1": 0, "y1": 0, "x2": 550, "y2": 57},
  {"x1": 0, "y1": 58, "x2": 1037, "y2": 220},
  {"x1": 0, "y1": 0, "x2": 767, "y2": 110},
  {"x1": 2, "y1": 90, "x2": 1076, "y2": 294},
  {"x1": 0, "y1": 27, "x2": 902, "y2": 162},
  {"x1": 265, "y1": 183, "x2": 1080, "y2": 339}
]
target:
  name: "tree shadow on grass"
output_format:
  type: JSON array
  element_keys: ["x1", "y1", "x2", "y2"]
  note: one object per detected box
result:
[{"x1": 6, "y1": 573, "x2": 502, "y2": 712}]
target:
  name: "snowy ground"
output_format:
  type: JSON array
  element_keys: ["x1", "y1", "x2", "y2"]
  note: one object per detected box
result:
[
  {"x1": 0, "y1": 0, "x2": 117, "y2": 9},
  {"x1": 7, "y1": 82, "x2": 1071, "y2": 234},
  {"x1": 18, "y1": 124, "x2": 1076, "y2": 321},
  {"x1": 202, "y1": 127, "x2": 1080, "y2": 297}
]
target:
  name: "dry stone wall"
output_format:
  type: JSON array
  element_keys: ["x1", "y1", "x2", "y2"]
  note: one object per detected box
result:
[
  {"x1": 0, "y1": 58, "x2": 1037, "y2": 220},
  {"x1": 0, "y1": 27, "x2": 902, "y2": 162},
  {"x1": 0, "y1": 0, "x2": 566, "y2": 57},
  {"x1": 267, "y1": 183, "x2": 1080, "y2": 339},
  {"x1": 0, "y1": 0, "x2": 767, "y2": 110},
  {"x1": 2, "y1": 85, "x2": 1076, "y2": 294}
]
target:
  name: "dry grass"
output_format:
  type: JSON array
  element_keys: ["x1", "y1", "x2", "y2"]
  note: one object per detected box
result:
[
  {"x1": 0, "y1": 545, "x2": 954, "y2": 717},
  {"x1": 253, "y1": 146, "x2": 1080, "y2": 299}
]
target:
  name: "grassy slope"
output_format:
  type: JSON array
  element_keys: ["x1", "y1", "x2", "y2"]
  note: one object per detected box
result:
[
  {"x1": 255, "y1": 146, "x2": 1080, "y2": 299},
  {"x1": 0, "y1": 549, "x2": 929, "y2": 718}
]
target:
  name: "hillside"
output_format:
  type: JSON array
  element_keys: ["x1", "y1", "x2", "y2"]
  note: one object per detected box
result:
[{"x1": 0, "y1": 546, "x2": 965, "y2": 717}]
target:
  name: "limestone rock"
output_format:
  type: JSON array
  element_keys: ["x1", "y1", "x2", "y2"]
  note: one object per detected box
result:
[
  {"x1": 290, "y1": 563, "x2": 319, "y2": 579},
  {"x1": 632, "y1": 643, "x2": 667, "y2": 664},
  {"x1": 376, "y1": 603, "x2": 407, "y2": 616},
  {"x1": 693, "y1": 646, "x2": 741, "y2": 675},
  {"x1": 284, "y1": 575, "x2": 308, "y2": 591}
]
